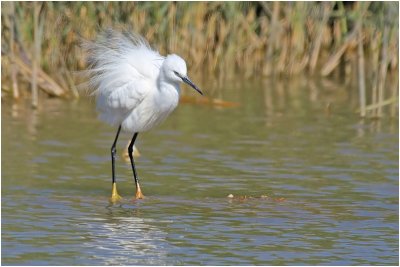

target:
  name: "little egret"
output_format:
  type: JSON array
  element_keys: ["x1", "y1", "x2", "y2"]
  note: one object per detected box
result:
[{"x1": 84, "y1": 29, "x2": 203, "y2": 202}]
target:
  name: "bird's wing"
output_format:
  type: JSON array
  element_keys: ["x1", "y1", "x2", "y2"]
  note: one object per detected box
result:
[{"x1": 84, "y1": 29, "x2": 164, "y2": 114}]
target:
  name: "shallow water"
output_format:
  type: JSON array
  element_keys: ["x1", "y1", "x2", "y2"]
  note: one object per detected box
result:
[{"x1": 2, "y1": 78, "x2": 399, "y2": 265}]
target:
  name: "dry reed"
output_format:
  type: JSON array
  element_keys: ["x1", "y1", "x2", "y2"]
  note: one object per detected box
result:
[{"x1": 1, "y1": 2, "x2": 398, "y2": 117}]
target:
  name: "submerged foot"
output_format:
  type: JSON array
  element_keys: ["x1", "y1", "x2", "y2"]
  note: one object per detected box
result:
[
  {"x1": 110, "y1": 182, "x2": 123, "y2": 203},
  {"x1": 134, "y1": 183, "x2": 145, "y2": 199}
]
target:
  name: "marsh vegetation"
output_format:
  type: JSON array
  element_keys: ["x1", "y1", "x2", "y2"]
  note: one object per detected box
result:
[{"x1": 1, "y1": 2, "x2": 398, "y2": 117}]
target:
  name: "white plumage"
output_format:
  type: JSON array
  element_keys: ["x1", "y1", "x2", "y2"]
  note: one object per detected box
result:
[
  {"x1": 83, "y1": 29, "x2": 202, "y2": 201},
  {"x1": 85, "y1": 30, "x2": 202, "y2": 132}
]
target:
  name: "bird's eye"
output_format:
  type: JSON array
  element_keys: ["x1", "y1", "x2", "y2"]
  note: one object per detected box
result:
[{"x1": 173, "y1": 71, "x2": 182, "y2": 78}]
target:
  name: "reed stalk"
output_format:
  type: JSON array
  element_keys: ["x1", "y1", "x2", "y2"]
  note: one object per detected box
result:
[
  {"x1": 356, "y1": 2, "x2": 368, "y2": 118},
  {"x1": 310, "y1": 2, "x2": 332, "y2": 73},
  {"x1": 264, "y1": 1, "x2": 280, "y2": 76},
  {"x1": 364, "y1": 97, "x2": 398, "y2": 112},
  {"x1": 390, "y1": 74, "x2": 398, "y2": 117},
  {"x1": 31, "y1": 2, "x2": 41, "y2": 108},
  {"x1": 357, "y1": 24, "x2": 366, "y2": 117},
  {"x1": 370, "y1": 31, "x2": 380, "y2": 118},
  {"x1": 377, "y1": 22, "x2": 389, "y2": 118},
  {"x1": 9, "y1": 2, "x2": 19, "y2": 100}
]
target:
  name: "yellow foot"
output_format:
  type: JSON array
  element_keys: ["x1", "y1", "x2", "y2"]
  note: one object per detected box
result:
[
  {"x1": 122, "y1": 144, "x2": 141, "y2": 162},
  {"x1": 134, "y1": 183, "x2": 145, "y2": 199},
  {"x1": 110, "y1": 182, "x2": 122, "y2": 203}
]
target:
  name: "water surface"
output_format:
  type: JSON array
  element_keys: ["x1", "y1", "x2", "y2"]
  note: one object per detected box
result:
[{"x1": 2, "y1": 77, "x2": 398, "y2": 265}]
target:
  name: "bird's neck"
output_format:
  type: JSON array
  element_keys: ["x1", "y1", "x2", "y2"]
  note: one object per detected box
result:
[
  {"x1": 157, "y1": 76, "x2": 181, "y2": 96},
  {"x1": 155, "y1": 78, "x2": 180, "y2": 109}
]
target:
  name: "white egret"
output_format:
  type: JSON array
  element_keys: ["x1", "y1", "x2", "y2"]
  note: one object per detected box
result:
[{"x1": 84, "y1": 29, "x2": 203, "y2": 202}]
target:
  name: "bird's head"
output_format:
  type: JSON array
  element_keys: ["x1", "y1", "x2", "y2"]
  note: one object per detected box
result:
[{"x1": 162, "y1": 54, "x2": 203, "y2": 95}]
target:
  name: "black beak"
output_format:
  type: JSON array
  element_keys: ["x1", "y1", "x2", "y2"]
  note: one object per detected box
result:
[{"x1": 182, "y1": 76, "x2": 203, "y2": 95}]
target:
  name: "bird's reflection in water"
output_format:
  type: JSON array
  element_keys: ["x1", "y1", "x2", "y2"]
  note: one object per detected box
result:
[{"x1": 80, "y1": 205, "x2": 173, "y2": 265}]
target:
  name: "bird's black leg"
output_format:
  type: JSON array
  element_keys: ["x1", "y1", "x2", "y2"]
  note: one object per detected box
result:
[
  {"x1": 110, "y1": 125, "x2": 122, "y2": 202},
  {"x1": 111, "y1": 125, "x2": 122, "y2": 183},
  {"x1": 128, "y1": 132, "x2": 144, "y2": 199}
]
